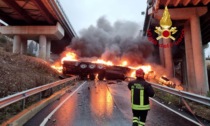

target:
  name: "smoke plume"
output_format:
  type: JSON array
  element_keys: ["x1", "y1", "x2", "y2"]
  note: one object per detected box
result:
[{"x1": 67, "y1": 17, "x2": 155, "y2": 66}]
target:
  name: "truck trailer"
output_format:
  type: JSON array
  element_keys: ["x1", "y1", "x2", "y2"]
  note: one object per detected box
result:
[{"x1": 62, "y1": 60, "x2": 131, "y2": 80}]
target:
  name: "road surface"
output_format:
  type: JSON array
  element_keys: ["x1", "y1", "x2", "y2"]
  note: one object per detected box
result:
[{"x1": 24, "y1": 80, "x2": 197, "y2": 126}]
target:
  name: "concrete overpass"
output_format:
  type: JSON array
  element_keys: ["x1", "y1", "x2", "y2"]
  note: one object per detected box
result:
[
  {"x1": 0, "y1": 0, "x2": 76, "y2": 60},
  {"x1": 143, "y1": 0, "x2": 210, "y2": 95}
]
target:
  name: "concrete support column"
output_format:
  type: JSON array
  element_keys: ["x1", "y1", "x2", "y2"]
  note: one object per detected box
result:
[
  {"x1": 190, "y1": 14, "x2": 209, "y2": 94},
  {"x1": 39, "y1": 35, "x2": 47, "y2": 60},
  {"x1": 184, "y1": 22, "x2": 196, "y2": 92},
  {"x1": 159, "y1": 39, "x2": 165, "y2": 67},
  {"x1": 13, "y1": 35, "x2": 21, "y2": 54},
  {"x1": 163, "y1": 39, "x2": 173, "y2": 77},
  {"x1": 46, "y1": 40, "x2": 51, "y2": 61},
  {"x1": 20, "y1": 38, "x2": 27, "y2": 55}
]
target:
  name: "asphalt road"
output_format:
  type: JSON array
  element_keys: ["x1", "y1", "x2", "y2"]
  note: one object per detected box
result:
[{"x1": 25, "y1": 80, "x2": 198, "y2": 126}]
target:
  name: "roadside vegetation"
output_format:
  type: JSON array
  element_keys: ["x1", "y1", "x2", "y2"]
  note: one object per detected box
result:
[
  {"x1": 154, "y1": 89, "x2": 210, "y2": 122},
  {"x1": 0, "y1": 40, "x2": 60, "y2": 98},
  {"x1": 0, "y1": 35, "x2": 61, "y2": 124}
]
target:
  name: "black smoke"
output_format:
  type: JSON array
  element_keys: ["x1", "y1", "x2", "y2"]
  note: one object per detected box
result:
[{"x1": 67, "y1": 17, "x2": 155, "y2": 66}]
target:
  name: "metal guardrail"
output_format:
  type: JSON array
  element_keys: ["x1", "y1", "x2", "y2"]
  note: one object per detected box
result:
[
  {"x1": 0, "y1": 76, "x2": 79, "y2": 109},
  {"x1": 150, "y1": 82, "x2": 210, "y2": 107}
]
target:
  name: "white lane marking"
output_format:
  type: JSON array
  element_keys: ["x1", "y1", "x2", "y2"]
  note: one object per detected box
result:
[
  {"x1": 40, "y1": 81, "x2": 87, "y2": 126},
  {"x1": 150, "y1": 98, "x2": 201, "y2": 126}
]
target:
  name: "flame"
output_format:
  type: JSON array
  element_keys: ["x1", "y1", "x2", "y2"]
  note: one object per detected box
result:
[
  {"x1": 50, "y1": 48, "x2": 183, "y2": 90},
  {"x1": 92, "y1": 59, "x2": 113, "y2": 66},
  {"x1": 131, "y1": 71, "x2": 136, "y2": 78},
  {"x1": 129, "y1": 65, "x2": 152, "y2": 74},
  {"x1": 51, "y1": 61, "x2": 63, "y2": 73},
  {"x1": 128, "y1": 65, "x2": 152, "y2": 78},
  {"x1": 51, "y1": 49, "x2": 78, "y2": 72},
  {"x1": 120, "y1": 61, "x2": 128, "y2": 66},
  {"x1": 61, "y1": 52, "x2": 78, "y2": 64}
]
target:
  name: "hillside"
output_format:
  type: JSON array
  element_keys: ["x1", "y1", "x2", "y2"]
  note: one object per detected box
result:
[{"x1": 0, "y1": 47, "x2": 61, "y2": 98}]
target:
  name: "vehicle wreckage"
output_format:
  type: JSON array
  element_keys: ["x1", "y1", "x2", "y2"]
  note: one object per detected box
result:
[
  {"x1": 62, "y1": 60, "x2": 177, "y2": 88},
  {"x1": 62, "y1": 60, "x2": 131, "y2": 80}
]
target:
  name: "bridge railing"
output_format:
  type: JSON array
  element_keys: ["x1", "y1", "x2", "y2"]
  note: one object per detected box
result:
[
  {"x1": 49, "y1": 0, "x2": 77, "y2": 37},
  {"x1": 150, "y1": 82, "x2": 210, "y2": 107},
  {"x1": 0, "y1": 76, "x2": 79, "y2": 109}
]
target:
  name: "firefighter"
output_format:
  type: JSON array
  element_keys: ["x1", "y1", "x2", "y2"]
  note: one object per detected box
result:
[{"x1": 128, "y1": 68, "x2": 155, "y2": 126}]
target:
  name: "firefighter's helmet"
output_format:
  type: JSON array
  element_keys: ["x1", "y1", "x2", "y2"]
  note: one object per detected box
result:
[{"x1": 136, "y1": 68, "x2": 145, "y2": 77}]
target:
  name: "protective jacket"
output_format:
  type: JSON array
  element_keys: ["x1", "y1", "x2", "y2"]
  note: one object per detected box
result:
[{"x1": 128, "y1": 78, "x2": 155, "y2": 110}]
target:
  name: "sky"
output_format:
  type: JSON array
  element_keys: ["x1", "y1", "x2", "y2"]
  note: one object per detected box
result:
[{"x1": 59, "y1": 0, "x2": 147, "y2": 36}]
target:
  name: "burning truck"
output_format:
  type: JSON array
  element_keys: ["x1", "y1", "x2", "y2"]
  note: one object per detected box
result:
[
  {"x1": 51, "y1": 51, "x2": 182, "y2": 90},
  {"x1": 62, "y1": 60, "x2": 131, "y2": 80},
  {"x1": 61, "y1": 60, "x2": 178, "y2": 89}
]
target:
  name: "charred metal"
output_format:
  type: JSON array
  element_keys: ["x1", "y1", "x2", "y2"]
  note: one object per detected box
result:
[{"x1": 62, "y1": 61, "x2": 131, "y2": 80}]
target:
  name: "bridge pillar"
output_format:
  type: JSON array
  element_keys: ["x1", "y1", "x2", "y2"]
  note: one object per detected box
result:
[
  {"x1": 163, "y1": 39, "x2": 173, "y2": 77},
  {"x1": 20, "y1": 38, "x2": 27, "y2": 55},
  {"x1": 159, "y1": 39, "x2": 165, "y2": 67},
  {"x1": 13, "y1": 35, "x2": 21, "y2": 54},
  {"x1": 184, "y1": 22, "x2": 196, "y2": 92},
  {"x1": 190, "y1": 13, "x2": 209, "y2": 94},
  {"x1": 46, "y1": 40, "x2": 51, "y2": 61},
  {"x1": 39, "y1": 35, "x2": 47, "y2": 60},
  {"x1": 0, "y1": 22, "x2": 64, "y2": 61}
]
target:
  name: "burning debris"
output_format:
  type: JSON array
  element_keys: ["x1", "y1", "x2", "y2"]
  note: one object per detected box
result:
[{"x1": 51, "y1": 17, "x2": 183, "y2": 90}]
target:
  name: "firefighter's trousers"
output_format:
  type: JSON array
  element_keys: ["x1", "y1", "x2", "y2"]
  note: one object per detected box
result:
[{"x1": 132, "y1": 110, "x2": 148, "y2": 126}]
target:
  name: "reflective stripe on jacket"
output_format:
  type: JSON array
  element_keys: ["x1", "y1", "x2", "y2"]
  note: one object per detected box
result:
[{"x1": 128, "y1": 78, "x2": 155, "y2": 110}]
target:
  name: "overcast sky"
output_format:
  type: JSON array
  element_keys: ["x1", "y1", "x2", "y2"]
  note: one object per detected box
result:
[{"x1": 59, "y1": 0, "x2": 147, "y2": 36}]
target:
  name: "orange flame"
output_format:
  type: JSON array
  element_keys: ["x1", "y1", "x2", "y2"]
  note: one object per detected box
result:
[
  {"x1": 120, "y1": 61, "x2": 128, "y2": 66},
  {"x1": 51, "y1": 61, "x2": 63, "y2": 73},
  {"x1": 51, "y1": 50, "x2": 78, "y2": 72},
  {"x1": 61, "y1": 52, "x2": 78, "y2": 64},
  {"x1": 51, "y1": 65, "x2": 62, "y2": 73},
  {"x1": 50, "y1": 49, "x2": 183, "y2": 90},
  {"x1": 92, "y1": 59, "x2": 113, "y2": 66},
  {"x1": 131, "y1": 65, "x2": 152, "y2": 73},
  {"x1": 129, "y1": 65, "x2": 152, "y2": 77}
]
